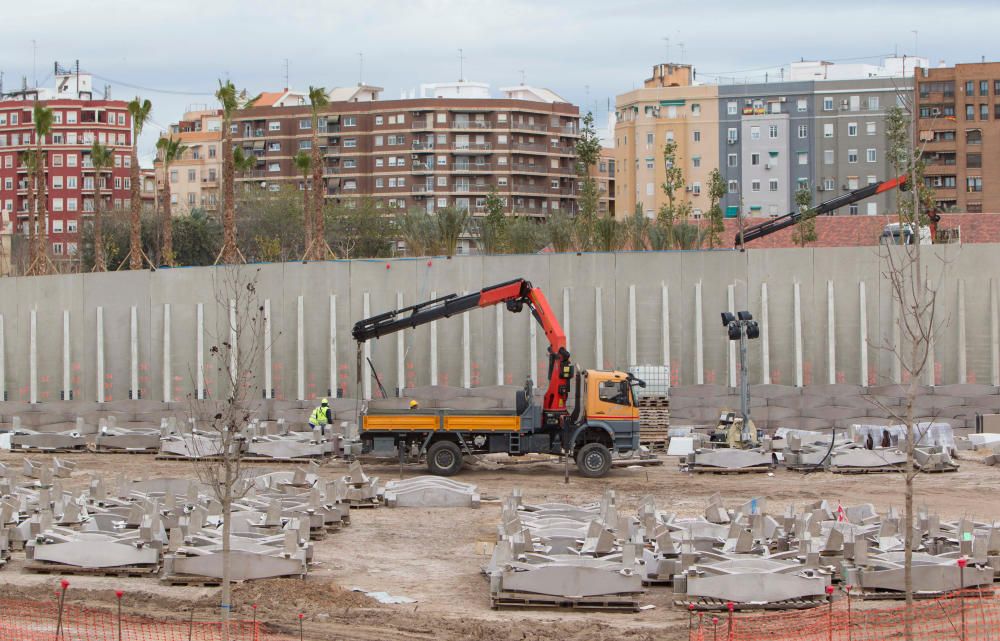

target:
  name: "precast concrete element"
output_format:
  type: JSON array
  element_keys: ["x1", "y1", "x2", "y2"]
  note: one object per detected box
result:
[
  {"x1": 684, "y1": 448, "x2": 774, "y2": 472},
  {"x1": 845, "y1": 552, "x2": 994, "y2": 593},
  {"x1": 26, "y1": 528, "x2": 161, "y2": 571},
  {"x1": 830, "y1": 446, "x2": 907, "y2": 472},
  {"x1": 683, "y1": 558, "x2": 831, "y2": 603},
  {"x1": 94, "y1": 425, "x2": 162, "y2": 452},
  {"x1": 383, "y1": 476, "x2": 480, "y2": 508},
  {"x1": 9, "y1": 427, "x2": 86, "y2": 452}
]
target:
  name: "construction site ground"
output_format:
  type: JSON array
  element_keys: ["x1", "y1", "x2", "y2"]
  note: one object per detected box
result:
[{"x1": 2, "y1": 448, "x2": 999, "y2": 641}]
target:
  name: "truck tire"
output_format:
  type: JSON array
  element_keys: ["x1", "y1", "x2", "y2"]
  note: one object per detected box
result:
[
  {"x1": 427, "y1": 440, "x2": 463, "y2": 476},
  {"x1": 576, "y1": 442, "x2": 612, "y2": 478}
]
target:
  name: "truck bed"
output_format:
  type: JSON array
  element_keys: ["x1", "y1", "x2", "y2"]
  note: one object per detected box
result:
[{"x1": 362, "y1": 408, "x2": 521, "y2": 433}]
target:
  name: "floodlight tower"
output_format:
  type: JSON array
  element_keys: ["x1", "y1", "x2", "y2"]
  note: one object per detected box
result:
[{"x1": 721, "y1": 311, "x2": 760, "y2": 437}]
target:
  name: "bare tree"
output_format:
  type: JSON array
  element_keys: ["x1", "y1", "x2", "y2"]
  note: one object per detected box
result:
[{"x1": 189, "y1": 265, "x2": 265, "y2": 640}]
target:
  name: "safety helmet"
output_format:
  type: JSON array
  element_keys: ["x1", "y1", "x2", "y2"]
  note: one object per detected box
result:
[
  {"x1": 321, "y1": 398, "x2": 329, "y2": 406},
  {"x1": 409, "y1": 400, "x2": 419, "y2": 408}
]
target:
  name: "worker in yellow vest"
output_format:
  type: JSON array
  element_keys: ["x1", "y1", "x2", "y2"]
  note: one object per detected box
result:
[{"x1": 309, "y1": 399, "x2": 331, "y2": 436}]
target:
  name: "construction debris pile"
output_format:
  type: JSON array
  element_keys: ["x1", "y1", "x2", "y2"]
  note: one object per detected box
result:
[{"x1": 485, "y1": 490, "x2": 999, "y2": 612}]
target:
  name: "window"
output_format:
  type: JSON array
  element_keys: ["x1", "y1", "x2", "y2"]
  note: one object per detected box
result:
[
  {"x1": 344, "y1": 180, "x2": 357, "y2": 191},
  {"x1": 52, "y1": 198, "x2": 63, "y2": 211},
  {"x1": 849, "y1": 204, "x2": 859, "y2": 215},
  {"x1": 343, "y1": 116, "x2": 356, "y2": 127},
  {"x1": 645, "y1": 182, "x2": 654, "y2": 196},
  {"x1": 52, "y1": 242, "x2": 63, "y2": 255},
  {"x1": 188, "y1": 193, "x2": 196, "y2": 205},
  {"x1": 968, "y1": 129, "x2": 983, "y2": 144},
  {"x1": 751, "y1": 153, "x2": 760, "y2": 166},
  {"x1": 691, "y1": 182, "x2": 701, "y2": 195},
  {"x1": 751, "y1": 180, "x2": 761, "y2": 192},
  {"x1": 268, "y1": 162, "x2": 280, "y2": 172},
  {"x1": 727, "y1": 128, "x2": 737, "y2": 143},
  {"x1": 375, "y1": 115, "x2": 384, "y2": 125},
  {"x1": 52, "y1": 176, "x2": 63, "y2": 189},
  {"x1": 375, "y1": 157, "x2": 384, "y2": 167},
  {"x1": 343, "y1": 138, "x2": 357, "y2": 148},
  {"x1": 966, "y1": 81, "x2": 975, "y2": 94},
  {"x1": 727, "y1": 153, "x2": 737, "y2": 167},
  {"x1": 208, "y1": 146, "x2": 217, "y2": 159},
  {"x1": 823, "y1": 178, "x2": 835, "y2": 191},
  {"x1": 67, "y1": 154, "x2": 77, "y2": 167},
  {"x1": 768, "y1": 125, "x2": 778, "y2": 139},
  {"x1": 867, "y1": 176, "x2": 877, "y2": 185},
  {"x1": 865, "y1": 202, "x2": 877, "y2": 216},
  {"x1": 967, "y1": 153, "x2": 982, "y2": 168},
  {"x1": 67, "y1": 220, "x2": 77, "y2": 233},
  {"x1": 437, "y1": 176, "x2": 448, "y2": 187},
  {"x1": 436, "y1": 134, "x2": 447, "y2": 145},
  {"x1": 797, "y1": 152, "x2": 808, "y2": 165},
  {"x1": 980, "y1": 80, "x2": 990, "y2": 96},
  {"x1": 388, "y1": 178, "x2": 396, "y2": 188},
  {"x1": 268, "y1": 121, "x2": 280, "y2": 131},
  {"x1": 823, "y1": 123, "x2": 834, "y2": 138},
  {"x1": 497, "y1": 177, "x2": 508, "y2": 187},
  {"x1": 374, "y1": 135, "x2": 384, "y2": 147},
  {"x1": 866, "y1": 148, "x2": 877, "y2": 163},
  {"x1": 967, "y1": 176, "x2": 982, "y2": 192},
  {"x1": 436, "y1": 113, "x2": 446, "y2": 123},
  {"x1": 646, "y1": 132, "x2": 654, "y2": 145},
  {"x1": 67, "y1": 198, "x2": 77, "y2": 212},
  {"x1": 848, "y1": 177, "x2": 860, "y2": 190},
  {"x1": 750, "y1": 126, "x2": 760, "y2": 140},
  {"x1": 645, "y1": 157, "x2": 654, "y2": 169},
  {"x1": 797, "y1": 98, "x2": 808, "y2": 112},
  {"x1": 693, "y1": 130, "x2": 701, "y2": 142},
  {"x1": 436, "y1": 155, "x2": 447, "y2": 166},
  {"x1": 188, "y1": 169, "x2": 196, "y2": 182},
  {"x1": 798, "y1": 124, "x2": 808, "y2": 138},
  {"x1": 691, "y1": 103, "x2": 701, "y2": 116},
  {"x1": 824, "y1": 150, "x2": 834, "y2": 165},
  {"x1": 848, "y1": 149, "x2": 858, "y2": 163},
  {"x1": 727, "y1": 101, "x2": 738, "y2": 115},
  {"x1": 343, "y1": 158, "x2": 356, "y2": 168},
  {"x1": 847, "y1": 122, "x2": 858, "y2": 137},
  {"x1": 823, "y1": 97, "x2": 834, "y2": 111},
  {"x1": 967, "y1": 104, "x2": 975, "y2": 120},
  {"x1": 728, "y1": 180, "x2": 738, "y2": 193},
  {"x1": 692, "y1": 156, "x2": 701, "y2": 168},
  {"x1": 867, "y1": 96, "x2": 879, "y2": 110},
  {"x1": 170, "y1": 170, "x2": 178, "y2": 183},
  {"x1": 297, "y1": 140, "x2": 311, "y2": 150},
  {"x1": 981, "y1": 104, "x2": 990, "y2": 120},
  {"x1": 768, "y1": 179, "x2": 778, "y2": 192},
  {"x1": 52, "y1": 154, "x2": 63, "y2": 167},
  {"x1": 299, "y1": 118, "x2": 311, "y2": 130}
]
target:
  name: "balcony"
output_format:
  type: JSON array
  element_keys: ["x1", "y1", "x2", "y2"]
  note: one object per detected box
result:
[
  {"x1": 452, "y1": 184, "x2": 492, "y2": 193},
  {"x1": 451, "y1": 120, "x2": 493, "y2": 130},
  {"x1": 412, "y1": 161, "x2": 433, "y2": 172},
  {"x1": 411, "y1": 141, "x2": 435, "y2": 151},
  {"x1": 452, "y1": 143, "x2": 493, "y2": 152},
  {"x1": 452, "y1": 163, "x2": 493, "y2": 172},
  {"x1": 412, "y1": 185, "x2": 434, "y2": 194},
  {"x1": 510, "y1": 122, "x2": 548, "y2": 132},
  {"x1": 510, "y1": 162, "x2": 547, "y2": 174},
  {"x1": 201, "y1": 177, "x2": 219, "y2": 187},
  {"x1": 511, "y1": 142, "x2": 546, "y2": 153},
  {"x1": 511, "y1": 184, "x2": 559, "y2": 195}
]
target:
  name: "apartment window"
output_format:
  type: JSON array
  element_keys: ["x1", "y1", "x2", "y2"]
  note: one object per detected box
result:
[
  {"x1": 867, "y1": 176, "x2": 877, "y2": 185},
  {"x1": 436, "y1": 113, "x2": 446, "y2": 123},
  {"x1": 968, "y1": 129, "x2": 983, "y2": 144},
  {"x1": 965, "y1": 80, "x2": 976, "y2": 94},
  {"x1": 268, "y1": 163, "x2": 280, "y2": 172},
  {"x1": 208, "y1": 146, "x2": 217, "y2": 159},
  {"x1": 375, "y1": 177, "x2": 384, "y2": 188},
  {"x1": 2, "y1": 178, "x2": 9, "y2": 190},
  {"x1": 798, "y1": 124, "x2": 808, "y2": 138},
  {"x1": 52, "y1": 242, "x2": 63, "y2": 255},
  {"x1": 52, "y1": 154, "x2": 63, "y2": 168},
  {"x1": 823, "y1": 97, "x2": 834, "y2": 111},
  {"x1": 388, "y1": 178, "x2": 397, "y2": 188},
  {"x1": 797, "y1": 152, "x2": 808, "y2": 165},
  {"x1": 980, "y1": 80, "x2": 989, "y2": 96},
  {"x1": 497, "y1": 177, "x2": 508, "y2": 186},
  {"x1": 436, "y1": 176, "x2": 448, "y2": 187},
  {"x1": 188, "y1": 169, "x2": 196, "y2": 182},
  {"x1": 866, "y1": 148, "x2": 877, "y2": 163},
  {"x1": 691, "y1": 103, "x2": 701, "y2": 116},
  {"x1": 750, "y1": 126, "x2": 760, "y2": 140},
  {"x1": 727, "y1": 128, "x2": 738, "y2": 143},
  {"x1": 67, "y1": 198, "x2": 78, "y2": 211},
  {"x1": 374, "y1": 136, "x2": 384, "y2": 147},
  {"x1": 187, "y1": 193, "x2": 196, "y2": 206},
  {"x1": 298, "y1": 140, "x2": 311, "y2": 150},
  {"x1": 343, "y1": 138, "x2": 356, "y2": 148},
  {"x1": 797, "y1": 178, "x2": 808, "y2": 190},
  {"x1": 343, "y1": 116, "x2": 356, "y2": 127},
  {"x1": 693, "y1": 130, "x2": 701, "y2": 142},
  {"x1": 436, "y1": 155, "x2": 447, "y2": 166},
  {"x1": 268, "y1": 121, "x2": 280, "y2": 131},
  {"x1": 768, "y1": 179, "x2": 778, "y2": 192},
  {"x1": 728, "y1": 180, "x2": 738, "y2": 193},
  {"x1": 52, "y1": 198, "x2": 63, "y2": 212},
  {"x1": 170, "y1": 170, "x2": 178, "y2": 183},
  {"x1": 847, "y1": 122, "x2": 858, "y2": 137},
  {"x1": 797, "y1": 98, "x2": 807, "y2": 112},
  {"x1": 768, "y1": 125, "x2": 778, "y2": 139},
  {"x1": 727, "y1": 101, "x2": 738, "y2": 115},
  {"x1": 692, "y1": 156, "x2": 701, "y2": 168},
  {"x1": 691, "y1": 182, "x2": 701, "y2": 195},
  {"x1": 344, "y1": 180, "x2": 357, "y2": 191},
  {"x1": 67, "y1": 154, "x2": 77, "y2": 167},
  {"x1": 436, "y1": 134, "x2": 447, "y2": 145},
  {"x1": 343, "y1": 158, "x2": 357, "y2": 168},
  {"x1": 967, "y1": 176, "x2": 982, "y2": 192},
  {"x1": 375, "y1": 116, "x2": 384, "y2": 125},
  {"x1": 52, "y1": 176, "x2": 63, "y2": 189},
  {"x1": 727, "y1": 153, "x2": 737, "y2": 167},
  {"x1": 967, "y1": 153, "x2": 982, "y2": 168},
  {"x1": 10, "y1": 114, "x2": 16, "y2": 125},
  {"x1": 867, "y1": 96, "x2": 879, "y2": 110},
  {"x1": 375, "y1": 158, "x2": 384, "y2": 167},
  {"x1": 996, "y1": 104, "x2": 1000, "y2": 120},
  {"x1": 981, "y1": 104, "x2": 990, "y2": 120},
  {"x1": 646, "y1": 132, "x2": 654, "y2": 145},
  {"x1": 849, "y1": 204, "x2": 859, "y2": 215},
  {"x1": 67, "y1": 220, "x2": 77, "y2": 232},
  {"x1": 751, "y1": 180, "x2": 761, "y2": 192},
  {"x1": 751, "y1": 153, "x2": 760, "y2": 166},
  {"x1": 823, "y1": 178, "x2": 835, "y2": 191},
  {"x1": 823, "y1": 123, "x2": 834, "y2": 138},
  {"x1": 848, "y1": 149, "x2": 858, "y2": 163},
  {"x1": 824, "y1": 150, "x2": 834, "y2": 165},
  {"x1": 645, "y1": 182, "x2": 654, "y2": 196},
  {"x1": 299, "y1": 118, "x2": 311, "y2": 130},
  {"x1": 645, "y1": 157, "x2": 654, "y2": 169},
  {"x1": 848, "y1": 177, "x2": 860, "y2": 190},
  {"x1": 966, "y1": 104, "x2": 975, "y2": 120}
]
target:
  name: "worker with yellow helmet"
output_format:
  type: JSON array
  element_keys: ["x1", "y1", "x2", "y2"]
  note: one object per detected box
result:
[
  {"x1": 409, "y1": 399, "x2": 420, "y2": 410},
  {"x1": 309, "y1": 398, "x2": 331, "y2": 436}
]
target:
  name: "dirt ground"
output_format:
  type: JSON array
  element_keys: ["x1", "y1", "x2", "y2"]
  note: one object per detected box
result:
[{"x1": 2, "y1": 448, "x2": 999, "y2": 641}]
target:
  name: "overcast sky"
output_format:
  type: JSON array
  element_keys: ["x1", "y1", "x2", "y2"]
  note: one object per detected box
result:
[{"x1": 2, "y1": 0, "x2": 998, "y2": 163}]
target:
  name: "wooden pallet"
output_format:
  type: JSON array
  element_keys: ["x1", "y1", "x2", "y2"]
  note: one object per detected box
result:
[
  {"x1": 637, "y1": 397, "x2": 670, "y2": 408},
  {"x1": 676, "y1": 597, "x2": 827, "y2": 611},
  {"x1": 492, "y1": 590, "x2": 640, "y2": 611},
  {"x1": 25, "y1": 562, "x2": 160, "y2": 578}
]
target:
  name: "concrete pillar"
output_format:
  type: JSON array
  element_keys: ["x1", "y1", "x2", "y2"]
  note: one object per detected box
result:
[
  {"x1": 562, "y1": 287, "x2": 571, "y2": 353},
  {"x1": 96, "y1": 306, "x2": 105, "y2": 403},
  {"x1": 329, "y1": 295, "x2": 337, "y2": 397},
  {"x1": 462, "y1": 291, "x2": 470, "y2": 389},
  {"x1": 0, "y1": 315, "x2": 6, "y2": 401},
  {"x1": 397, "y1": 292, "x2": 405, "y2": 396},
  {"x1": 827, "y1": 281, "x2": 836, "y2": 385},
  {"x1": 229, "y1": 299, "x2": 238, "y2": 391},
  {"x1": 130, "y1": 306, "x2": 139, "y2": 399},
  {"x1": 859, "y1": 282, "x2": 868, "y2": 387},
  {"x1": 196, "y1": 303, "x2": 204, "y2": 400},
  {"x1": 892, "y1": 295, "x2": 901, "y2": 384},
  {"x1": 957, "y1": 280, "x2": 967, "y2": 385},
  {"x1": 993, "y1": 279, "x2": 1000, "y2": 387},
  {"x1": 29, "y1": 308, "x2": 37, "y2": 404},
  {"x1": 695, "y1": 281, "x2": 704, "y2": 385},
  {"x1": 63, "y1": 310, "x2": 71, "y2": 400},
  {"x1": 430, "y1": 290, "x2": 439, "y2": 386},
  {"x1": 661, "y1": 283, "x2": 670, "y2": 374},
  {"x1": 362, "y1": 292, "x2": 371, "y2": 400},
  {"x1": 627, "y1": 284, "x2": 637, "y2": 368},
  {"x1": 793, "y1": 282, "x2": 803, "y2": 387},
  {"x1": 162, "y1": 304, "x2": 171, "y2": 402},
  {"x1": 594, "y1": 286, "x2": 604, "y2": 370},
  {"x1": 495, "y1": 304, "x2": 504, "y2": 385},
  {"x1": 727, "y1": 284, "x2": 736, "y2": 387},
  {"x1": 529, "y1": 312, "x2": 538, "y2": 387},
  {"x1": 297, "y1": 295, "x2": 305, "y2": 401},
  {"x1": 263, "y1": 299, "x2": 272, "y2": 400},
  {"x1": 925, "y1": 279, "x2": 935, "y2": 386},
  {"x1": 760, "y1": 283, "x2": 770, "y2": 385}
]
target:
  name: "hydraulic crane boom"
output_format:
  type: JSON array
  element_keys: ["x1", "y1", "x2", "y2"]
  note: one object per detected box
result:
[
  {"x1": 352, "y1": 278, "x2": 572, "y2": 424},
  {"x1": 736, "y1": 174, "x2": 908, "y2": 246}
]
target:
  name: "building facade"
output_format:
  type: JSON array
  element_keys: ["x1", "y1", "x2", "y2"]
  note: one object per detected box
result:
[
  {"x1": 0, "y1": 70, "x2": 133, "y2": 259},
  {"x1": 916, "y1": 61, "x2": 1000, "y2": 213},
  {"x1": 155, "y1": 108, "x2": 224, "y2": 215},
  {"x1": 614, "y1": 64, "x2": 721, "y2": 219},
  {"x1": 230, "y1": 82, "x2": 581, "y2": 221},
  {"x1": 593, "y1": 147, "x2": 616, "y2": 217}
]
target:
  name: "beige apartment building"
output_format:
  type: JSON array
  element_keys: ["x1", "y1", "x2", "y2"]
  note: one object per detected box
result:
[
  {"x1": 155, "y1": 108, "x2": 224, "y2": 215},
  {"x1": 614, "y1": 64, "x2": 720, "y2": 219}
]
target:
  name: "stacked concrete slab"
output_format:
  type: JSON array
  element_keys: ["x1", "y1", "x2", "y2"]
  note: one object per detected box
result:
[{"x1": 383, "y1": 476, "x2": 480, "y2": 508}]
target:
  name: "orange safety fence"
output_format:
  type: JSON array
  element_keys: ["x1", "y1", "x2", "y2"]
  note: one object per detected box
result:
[
  {"x1": 0, "y1": 597, "x2": 282, "y2": 641},
  {"x1": 688, "y1": 589, "x2": 998, "y2": 641}
]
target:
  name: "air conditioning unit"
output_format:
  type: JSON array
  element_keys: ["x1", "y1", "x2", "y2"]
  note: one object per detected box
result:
[
  {"x1": 685, "y1": 185, "x2": 692, "y2": 192},
  {"x1": 840, "y1": 100, "x2": 849, "y2": 110},
  {"x1": 765, "y1": 162, "x2": 774, "y2": 170},
  {"x1": 728, "y1": 139, "x2": 737, "y2": 145},
  {"x1": 931, "y1": 107, "x2": 941, "y2": 116},
  {"x1": 842, "y1": 185, "x2": 850, "y2": 191},
  {"x1": 817, "y1": 186, "x2": 826, "y2": 192},
  {"x1": 779, "y1": 96, "x2": 787, "y2": 103}
]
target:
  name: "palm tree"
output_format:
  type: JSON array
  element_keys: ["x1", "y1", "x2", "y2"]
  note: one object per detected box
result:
[
  {"x1": 155, "y1": 136, "x2": 187, "y2": 266},
  {"x1": 216, "y1": 80, "x2": 241, "y2": 263},
  {"x1": 307, "y1": 86, "x2": 329, "y2": 259},
  {"x1": 126, "y1": 97, "x2": 152, "y2": 269},
  {"x1": 20, "y1": 150, "x2": 38, "y2": 273},
  {"x1": 89, "y1": 143, "x2": 115, "y2": 272},
  {"x1": 32, "y1": 103, "x2": 54, "y2": 274},
  {"x1": 294, "y1": 151, "x2": 312, "y2": 254}
]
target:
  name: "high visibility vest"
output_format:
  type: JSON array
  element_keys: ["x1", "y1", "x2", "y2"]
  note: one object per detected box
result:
[{"x1": 310, "y1": 406, "x2": 329, "y2": 425}]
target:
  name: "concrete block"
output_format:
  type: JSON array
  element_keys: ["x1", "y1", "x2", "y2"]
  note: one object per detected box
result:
[{"x1": 934, "y1": 384, "x2": 998, "y2": 397}]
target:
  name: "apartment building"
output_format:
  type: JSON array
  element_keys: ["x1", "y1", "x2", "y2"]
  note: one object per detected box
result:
[
  {"x1": 155, "y1": 108, "x2": 224, "y2": 214},
  {"x1": 592, "y1": 147, "x2": 616, "y2": 217},
  {"x1": 0, "y1": 69, "x2": 133, "y2": 258},
  {"x1": 916, "y1": 61, "x2": 1000, "y2": 213},
  {"x1": 614, "y1": 64, "x2": 720, "y2": 219},
  {"x1": 230, "y1": 81, "x2": 580, "y2": 220}
]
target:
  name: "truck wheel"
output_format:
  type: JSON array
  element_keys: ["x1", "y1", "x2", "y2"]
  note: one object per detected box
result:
[
  {"x1": 427, "y1": 440, "x2": 463, "y2": 476},
  {"x1": 576, "y1": 442, "x2": 612, "y2": 478}
]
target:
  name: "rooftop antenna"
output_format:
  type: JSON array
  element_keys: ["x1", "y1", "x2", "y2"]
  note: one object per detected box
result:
[
  {"x1": 283, "y1": 58, "x2": 289, "y2": 90},
  {"x1": 458, "y1": 48, "x2": 465, "y2": 82},
  {"x1": 679, "y1": 42, "x2": 686, "y2": 64},
  {"x1": 518, "y1": 69, "x2": 526, "y2": 85},
  {"x1": 31, "y1": 40, "x2": 37, "y2": 88},
  {"x1": 358, "y1": 53, "x2": 364, "y2": 85}
]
